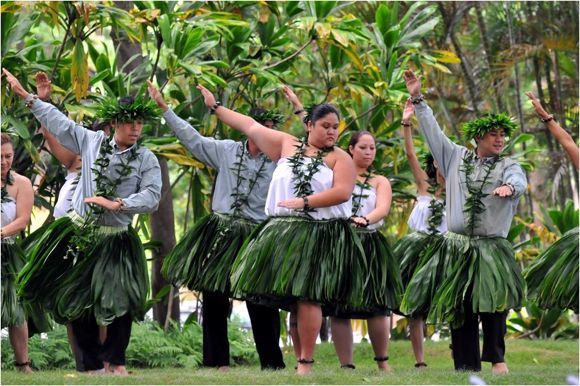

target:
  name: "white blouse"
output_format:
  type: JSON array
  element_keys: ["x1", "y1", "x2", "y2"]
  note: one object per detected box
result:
[
  {"x1": 265, "y1": 157, "x2": 351, "y2": 220},
  {"x1": 352, "y1": 184, "x2": 384, "y2": 230},
  {"x1": 53, "y1": 171, "x2": 78, "y2": 219},
  {"x1": 407, "y1": 195, "x2": 447, "y2": 234}
]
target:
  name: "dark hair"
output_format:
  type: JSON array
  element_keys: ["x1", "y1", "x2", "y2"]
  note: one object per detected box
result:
[
  {"x1": 119, "y1": 96, "x2": 135, "y2": 106},
  {"x1": 423, "y1": 154, "x2": 437, "y2": 181},
  {"x1": 249, "y1": 107, "x2": 267, "y2": 121},
  {"x1": 303, "y1": 103, "x2": 340, "y2": 125},
  {"x1": 89, "y1": 120, "x2": 111, "y2": 132},
  {"x1": 347, "y1": 131, "x2": 375, "y2": 155},
  {"x1": 1, "y1": 133, "x2": 13, "y2": 147}
]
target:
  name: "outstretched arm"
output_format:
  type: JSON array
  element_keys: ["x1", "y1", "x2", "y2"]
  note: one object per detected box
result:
[
  {"x1": 401, "y1": 100, "x2": 429, "y2": 195},
  {"x1": 282, "y1": 85, "x2": 307, "y2": 128},
  {"x1": 197, "y1": 84, "x2": 294, "y2": 161},
  {"x1": 526, "y1": 91, "x2": 579, "y2": 170},
  {"x1": 403, "y1": 70, "x2": 461, "y2": 178}
]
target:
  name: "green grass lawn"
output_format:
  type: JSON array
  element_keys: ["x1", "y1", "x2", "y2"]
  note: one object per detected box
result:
[{"x1": 2, "y1": 339, "x2": 578, "y2": 385}]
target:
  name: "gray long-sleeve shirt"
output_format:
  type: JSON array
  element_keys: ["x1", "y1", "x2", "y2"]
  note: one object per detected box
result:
[
  {"x1": 30, "y1": 99, "x2": 162, "y2": 227},
  {"x1": 414, "y1": 101, "x2": 527, "y2": 238},
  {"x1": 163, "y1": 109, "x2": 275, "y2": 222}
]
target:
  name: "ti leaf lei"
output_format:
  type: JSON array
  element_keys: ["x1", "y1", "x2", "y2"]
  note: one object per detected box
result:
[
  {"x1": 351, "y1": 171, "x2": 372, "y2": 216},
  {"x1": 460, "y1": 151, "x2": 500, "y2": 236},
  {"x1": 287, "y1": 137, "x2": 331, "y2": 218},
  {"x1": 1, "y1": 171, "x2": 14, "y2": 204},
  {"x1": 229, "y1": 140, "x2": 268, "y2": 218},
  {"x1": 67, "y1": 134, "x2": 139, "y2": 259},
  {"x1": 426, "y1": 182, "x2": 445, "y2": 235}
]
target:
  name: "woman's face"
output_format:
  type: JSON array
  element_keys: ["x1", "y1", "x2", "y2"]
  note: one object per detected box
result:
[
  {"x1": 1, "y1": 143, "x2": 14, "y2": 178},
  {"x1": 349, "y1": 134, "x2": 376, "y2": 169},
  {"x1": 307, "y1": 113, "x2": 339, "y2": 149}
]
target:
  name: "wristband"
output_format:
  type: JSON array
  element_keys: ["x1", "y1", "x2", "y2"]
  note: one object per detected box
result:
[
  {"x1": 24, "y1": 94, "x2": 38, "y2": 108},
  {"x1": 362, "y1": 216, "x2": 370, "y2": 227},
  {"x1": 210, "y1": 101, "x2": 221, "y2": 113},
  {"x1": 303, "y1": 196, "x2": 310, "y2": 210},
  {"x1": 401, "y1": 121, "x2": 412, "y2": 127},
  {"x1": 409, "y1": 94, "x2": 424, "y2": 105},
  {"x1": 540, "y1": 114, "x2": 554, "y2": 123},
  {"x1": 294, "y1": 109, "x2": 305, "y2": 115}
]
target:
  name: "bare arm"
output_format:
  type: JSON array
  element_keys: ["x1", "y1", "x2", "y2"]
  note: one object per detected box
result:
[
  {"x1": 526, "y1": 92, "x2": 579, "y2": 170},
  {"x1": 42, "y1": 128, "x2": 79, "y2": 169},
  {"x1": 363, "y1": 175, "x2": 392, "y2": 224},
  {"x1": 282, "y1": 85, "x2": 307, "y2": 129},
  {"x1": 402, "y1": 100, "x2": 429, "y2": 195},
  {"x1": 197, "y1": 84, "x2": 293, "y2": 161},
  {"x1": 1, "y1": 174, "x2": 33, "y2": 238}
]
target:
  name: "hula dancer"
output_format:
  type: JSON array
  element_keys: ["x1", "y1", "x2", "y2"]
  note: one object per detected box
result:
[
  {"x1": 403, "y1": 70, "x2": 527, "y2": 374},
  {"x1": 148, "y1": 81, "x2": 288, "y2": 370},
  {"x1": 197, "y1": 84, "x2": 364, "y2": 374},
  {"x1": 523, "y1": 92, "x2": 578, "y2": 312},
  {"x1": 1, "y1": 134, "x2": 35, "y2": 373},
  {"x1": 396, "y1": 100, "x2": 447, "y2": 369},
  {"x1": 328, "y1": 131, "x2": 402, "y2": 371},
  {"x1": 5, "y1": 68, "x2": 162, "y2": 375}
]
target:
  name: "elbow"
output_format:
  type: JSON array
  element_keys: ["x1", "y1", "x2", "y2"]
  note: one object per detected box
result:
[{"x1": 337, "y1": 190, "x2": 352, "y2": 204}]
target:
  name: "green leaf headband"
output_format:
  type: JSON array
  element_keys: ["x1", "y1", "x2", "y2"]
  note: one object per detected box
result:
[
  {"x1": 251, "y1": 109, "x2": 285, "y2": 127},
  {"x1": 96, "y1": 95, "x2": 161, "y2": 123},
  {"x1": 462, "y1": 113, "x2": 517, "y2": 140}
]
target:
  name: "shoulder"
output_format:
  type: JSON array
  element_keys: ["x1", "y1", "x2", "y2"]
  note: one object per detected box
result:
[
  {"x1": 136, "y1": 147, "x2": 160, "y2": 167},
  {"x1": 500, "y1": 156, "x2": 523, "y2": 171},
  {"x1": 326, "y1": 147, "x2": 352, "y2": 164},
  {"x1": 370, "y1": 174, "x2": 390, "y2": 188},
  {"x1": 11, "y1": 172, "x2": 32, "y2": 188}
]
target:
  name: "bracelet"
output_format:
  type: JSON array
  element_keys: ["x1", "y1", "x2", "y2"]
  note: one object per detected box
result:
[
  {"x1": 540, "y1": 114, "x2": 554, "y2": 123},
  {"x1": 401, "y1": 121, "x2": 412, "y2": 127},
  {"x1": 115, "y1": 198, "x2": 125, "y2": 212},
  {"x1": 362, "y1": 216, "x2": 370, "y2": 227},
  {"x1": 210, "y1": 101, "x2": 221, "y2": 114},
  {"x1": 294, "y1": 109, "x2": 305, "y2": 115},
  {"x1": 409, "y1": 94, "x2": 424, "y2": 105},
  {"x1": 303, "y1": 196, "x2": 310, "y2": 210},
  {"x1": 505, "y1": 183, "x2": 515, "y2": 195},
  {"x1": 24, "y1": 94, "x2": 38, "y2": 108}
]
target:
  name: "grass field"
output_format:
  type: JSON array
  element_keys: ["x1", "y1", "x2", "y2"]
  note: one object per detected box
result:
[{"x1": 1, "y1": 339, "x2": 578, "y2": 385}]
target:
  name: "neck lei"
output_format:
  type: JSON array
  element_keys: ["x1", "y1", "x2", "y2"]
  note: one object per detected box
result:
[
  {"x1": 352, "y1": 170, "x2": 372, "y2": 216},
  {"x1": 460, "y1": 151, "x2": 500, "y2": 236},
  {"x1": 1, "y1": 171, "x2": 13, "y2": 204},
  {"x1": 67, "y1": 134, "x2": 139, "y2": 259},
  {"x1": 229, "y1": 140, "x2": 268, "y2": 218},
  {"x1": 287, "y1": 137, "x2": 330, "y2": 217}
]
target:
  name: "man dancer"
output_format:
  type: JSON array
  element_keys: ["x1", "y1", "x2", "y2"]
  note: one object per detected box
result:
[{"x1": 402, "y1": 70, "x2": 527, "y2": 374}]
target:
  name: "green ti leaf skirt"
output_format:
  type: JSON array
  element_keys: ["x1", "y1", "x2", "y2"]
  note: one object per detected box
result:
[
  {"x1": 409, "y1": 232, "x2": 525, "y2": 328},
  {"x1": 230, "y1": 216, "x2": 367, "y2": 311},
  {"x1": 524, "y1": 226, "x2": 579, "y2": 313},
  {"x1": 162, "y1": 212, "x2": 256, "y2": 294}
]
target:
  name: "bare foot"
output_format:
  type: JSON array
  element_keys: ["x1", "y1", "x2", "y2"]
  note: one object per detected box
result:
[
  {"x1": 218, "y1": 366, "x2": 230, "y2": 372},
  {"x1": 492, "y1": 362, "x2": 509, "y2": 375},
  {"x1": 86, "y1": 368, "x2": 106, "y2": 375},
  {"x1": 297, "y1": 362, "x2": 313, "y2": 375},
  {"x1": 15, "y1": 363, "x2": 33, "y2": 373},
  {"x1": 109, "y1": 364, "x2": 129, "y2": 375},
  {"x1": 378, "y1": 362, "x2": 392, "y2": 372}
]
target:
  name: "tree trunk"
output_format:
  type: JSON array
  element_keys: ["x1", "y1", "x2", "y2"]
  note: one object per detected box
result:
[{"x1": 150, "y1": 157, "x2": 180, "y2": 328}]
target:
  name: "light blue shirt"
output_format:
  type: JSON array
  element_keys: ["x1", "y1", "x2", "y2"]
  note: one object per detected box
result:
[
  {"x1": 414, "y1": 101, "x2": 527, "y2": 238},
  {"x1": 30, "y1": 99, "x2": 162, "y2": 227}
]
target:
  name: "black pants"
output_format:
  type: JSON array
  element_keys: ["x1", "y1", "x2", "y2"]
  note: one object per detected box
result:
[
  {"x1": 71, "y1": 313, "x2": 133, "y2": 371},
  {"x1": 201, "y1": 291, "x2": 285, "y2": 369},
  {"x1": 450, "y1": 305, "x2": 507, "y2": 371}
]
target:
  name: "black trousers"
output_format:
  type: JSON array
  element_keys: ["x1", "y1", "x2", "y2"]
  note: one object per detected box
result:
[
  {"x1": 450, "y1": 305, "x2": 507, "y2": 371},
  {"x1": 71, "y1": 313, "x2": 133, "y2": 371},
  {"x1": 201, "y1": 291, "x2": 285, "y2": 369}
]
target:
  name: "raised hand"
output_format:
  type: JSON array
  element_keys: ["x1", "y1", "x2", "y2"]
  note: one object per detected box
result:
[
  {"x1": 403, "y1": 69, "x2": 421, "y2": 97},
  {"x1": 196, "y1": 84, "x2": 216, "y2": 109},
  {"x1": 2, "y1": 68, "x2": 30, "y2": 99},
  {"x1": 402, "y1": 99, "x2": 414, "y2": 124},
  {"x1": 525, "y1": 91, "x2": 550, "y2": 119},
  {"x1": 282, "y1": 85, "x2": 302, "y2": 109},
  {"x1": 35, "y1": 72, "x2": 51, "y2": 101},
  {"x1": 146, "y1": 80, "x2": 168, "y2": 111}
]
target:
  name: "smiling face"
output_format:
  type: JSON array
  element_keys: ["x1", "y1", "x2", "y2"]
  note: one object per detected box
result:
[
  {"x1": 1, "y1": 142, "x2": 14, "y2": 179},
  {"x1": 349, "y1": 134, "x2": 376, "y2": 169},
  {"x1": 307, "y1": 112, "x2": 339, "y2": 149},
  {"x1": 114, "y1": 120, "x2": 143, "y2": 149},
  {"x1": 476, "y1": 129, "x2": 506, "y2": 157}
]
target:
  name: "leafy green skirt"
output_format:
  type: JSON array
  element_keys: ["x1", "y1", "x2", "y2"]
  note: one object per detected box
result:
[
  {"x1": 325, "y1": 228, "x2": 402, "y2": 319},
  {"x1": 395, "y1": 231, "x2": 441, "y2": 288},
  {"x1": 423, "y1": 232, "x2": 524, "y2": 328},
  {"x1": 53, "y1": 226, "x2": 149, "y2": 326},
  {"x1": 162, "y1": 213, "x2": 256, "y2": 294},
  {"x1": 2, "y1": 242, "x2": 27, "y2": 328},
  {"x1": 2, "y1": 241, "x2": 53, "y2": 332},
  {"x1": 18, "y1": 216, "x2": 79, "y2": 312},
  {"x1": 231, "y1": 216, "x2": 367, "y2": 311},
  {"x1": 524, "y1": 227, "x2": 579, "y2": 313}
]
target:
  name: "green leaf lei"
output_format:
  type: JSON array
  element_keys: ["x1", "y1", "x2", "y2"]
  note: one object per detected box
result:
[
  {"x1": 1, "y1": 171, "x2": 14, "y2": 204},
  {"x1": 67, "y1": 134, "x2": 139, "y2": 259},
  {"x1": 426, "y1": 182, "x2": 445, "y2": 235},
  {"x1": 351, "y1": 171, "x2": 372, "y2": 216},
  {"x1": 229, "y1": 140, "x2": 268, "y2": 218},
  {"x1": 460, "y1": 151, "x2": 500, "y2": 236},
  {"x1": 287, "y1": 137, "x2": 331, "y2": 218}
]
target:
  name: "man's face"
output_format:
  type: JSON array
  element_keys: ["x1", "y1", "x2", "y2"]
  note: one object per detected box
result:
[
  {"x1": 114, "y1": 121, "x2": 143, "y2": 148},
  {"x1": 476, "y1": 129, "x2": 506, "y2": 157}
]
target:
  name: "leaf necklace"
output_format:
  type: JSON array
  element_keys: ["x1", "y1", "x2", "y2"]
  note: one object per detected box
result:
[
  {"x1": 351, "y1": 170, "x2": 373, "y2": 216},
  {"x1": 1, "y1": 170, "x2": 14, "y2": 204},
  {"x1": 229, "y1": 140, "x2": 268, "y2": 218},
  {"x1": 287, "y1": 137, "x2": 331, "y2": 218}
]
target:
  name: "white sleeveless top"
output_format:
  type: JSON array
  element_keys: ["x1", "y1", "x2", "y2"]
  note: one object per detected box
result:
[
  {"x1": 54, "y1": 171, "x2": 78, "y2": 219},
  {"x1": 1, "y1": 198, "x2": 16, "y2": 227},
  {"x1": 407, "y1": 195, "x2": 447, "y2": 234},
  {"x1": 265, "y1": 157, "x2": 351, "y2": 220},
  {"x1": 352, "y1": 184, "x2": 384, "y2": 230}
]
